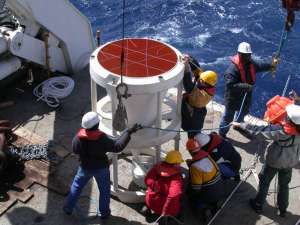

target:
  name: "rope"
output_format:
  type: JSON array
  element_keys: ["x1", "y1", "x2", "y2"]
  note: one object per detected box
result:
[
  {"x1": 207, "y1": 169, "x2": 252, "y2": 225},
  {"x1": 152, "y1": 215, "x2": 184, "y2": 225},
  {"x1": 33, "y1": 76, "x2": 75, "y2": 108},
  {"x1": 281, "y1": 74, "x2": 291, "y2": 97},
  {"x1": 142, "y1": 92, "x2": 247, "y2": 133},
  {"x1": 121, "y1": 0, "x2": 125, "y2": 84},
  {"x1": 112, "y1": 0, "x2": 130, "y2": 131},
  {"x1": 275, "y1": 26, "x2": 288, "y2": 59}
]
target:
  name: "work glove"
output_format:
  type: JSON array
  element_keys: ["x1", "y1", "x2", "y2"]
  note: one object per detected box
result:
[
  {"x1": 238, "y1": 83, "x2": 253, "y2": 92},
  {"x1": 128, "y1": 123, "x2": 142, "y2": 134},
  {"x1": 271, "y1": 56, "x2": 280, "y2": 70},
  {"x1": 289, "y1": 90, "x2": 298, "y2": 100},
  {"x1": 193, "y1": 68, "x2": 204, "y2": 80}
]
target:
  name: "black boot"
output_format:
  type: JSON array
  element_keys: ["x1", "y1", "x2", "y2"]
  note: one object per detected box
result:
[{"x1": 249, "y1": 199, "x2": 262, "y2": 213}]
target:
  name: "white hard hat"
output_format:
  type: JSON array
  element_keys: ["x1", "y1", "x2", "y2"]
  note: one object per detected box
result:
[
  {"x1": 238, "y1": 42, "x2": 252, "y2": 54},
  {"x1": 194, "y1": 133, "x2": 210, "y2": 146},
  {"x1": 81, "y1": 112, "x2": 100, "y2": 129},
  {"x1": 286, "y1": 104, "x2": 300, "y2": 125}
]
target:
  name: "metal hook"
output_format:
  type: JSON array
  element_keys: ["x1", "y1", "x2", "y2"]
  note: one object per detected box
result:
[{"x1": 116, "y1": 83, "x2": 131, "y2": 99}]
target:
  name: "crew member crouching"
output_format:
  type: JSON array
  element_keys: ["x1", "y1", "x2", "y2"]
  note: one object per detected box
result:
[
  {"x1": 143, "y1": 150, "x2": 184, "y2": 223},
  {"x1": 186, "y1": 139, "x2": 225, "y2": 210},
  {"x1": 193, "y1": 132, "x2": 241, "y2": 180}
]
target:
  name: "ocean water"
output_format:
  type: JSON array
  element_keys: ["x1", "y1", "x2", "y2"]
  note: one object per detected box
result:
[{"x1": 71, "y1": 0, "x2": 300, "y2": 117}]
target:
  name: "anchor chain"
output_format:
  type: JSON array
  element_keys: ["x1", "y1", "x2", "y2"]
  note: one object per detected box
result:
[{"x1": 7, "y1": 141, "x2": 58, "y2": 161}]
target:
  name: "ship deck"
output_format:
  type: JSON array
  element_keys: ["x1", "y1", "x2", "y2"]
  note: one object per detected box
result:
[{"x1": 0, "y1": 69, "x2": 299, "y2": 225}]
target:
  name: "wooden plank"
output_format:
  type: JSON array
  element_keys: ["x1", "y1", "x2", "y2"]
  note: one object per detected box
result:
[
  {"x1": 0, "y1": 188, "x2": 34, "y2": 216},
  {"x1": 13, "y1": 127, "x2": 46, "y2": 144},
  {"x1": 7, "y1": 189, "x2": 33, "y2": 203},
  {"x1": 0, "y1": 197, "x2": 17, "y2": 216}
]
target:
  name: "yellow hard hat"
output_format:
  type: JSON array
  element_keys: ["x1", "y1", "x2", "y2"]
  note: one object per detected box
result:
[
  {"x1": 164, "y1": 150, "x2": 184, "y2": 164},
  {"x1": 200, "y1": 70, "x2": 218, "y2": 86}
]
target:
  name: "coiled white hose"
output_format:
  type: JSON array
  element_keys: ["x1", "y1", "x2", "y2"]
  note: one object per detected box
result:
[{"x1": 33, "y1": 76, "x2": 75, "y2": 108}]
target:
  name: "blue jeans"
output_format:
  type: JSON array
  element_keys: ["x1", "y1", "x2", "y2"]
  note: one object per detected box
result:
[
  {"x1": 64, "y1": 166, "x2": 111, "y2": 217},
  {"x1": 255, "y1": 165, "x2": 292, "y2": 212},
  {"x1": 219, "y1": 106, "x2": 248, "y2": 136}
]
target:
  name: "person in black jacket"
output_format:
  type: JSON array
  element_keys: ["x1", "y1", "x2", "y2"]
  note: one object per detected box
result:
[
  {"x1": 219, "y1": 42, "x2": 279, "y2": 138},
  {"x1": 63, "y1": 112, "x2": 141, "y2": 219}
]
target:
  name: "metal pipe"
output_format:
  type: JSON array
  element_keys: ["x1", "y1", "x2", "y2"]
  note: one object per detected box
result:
[
  {"x1": 111, "y1": 90, "x2": 119, "y2": 191},
  {"x1": 175, "y1": 82, "x2": 183, "y2": 150},
  {"x1": 155, "y1": 91, "x2": 163, "y2": 163},
  {"x1": 91, "y1": 30, "x2": 100, "y2": 113},
  {"x1": 43, "y1": 32, "x2": 51, "y2": 77},
  {"x1": 91, "y1": 80, "x2": 97, "y2": 112}
]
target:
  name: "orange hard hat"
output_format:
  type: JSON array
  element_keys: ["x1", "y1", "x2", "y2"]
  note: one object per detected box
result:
[{"x1": 186, "y1": 138, "x2": 201, "y2": 154}]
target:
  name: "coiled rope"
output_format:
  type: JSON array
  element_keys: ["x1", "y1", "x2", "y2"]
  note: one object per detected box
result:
[{"x1": 33, "y1": 76, "x2": 75, "y2": 108}]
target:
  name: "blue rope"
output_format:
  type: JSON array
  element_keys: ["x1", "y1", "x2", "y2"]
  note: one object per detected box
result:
[
  {"x1": 233, "y1": 92, "x2": 248, "y2": 122},
  {"x1": 281, "y1": 74, "x2": 292, "y2": 97}
]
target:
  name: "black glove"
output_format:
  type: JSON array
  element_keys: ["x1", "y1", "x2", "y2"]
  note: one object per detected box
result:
[
  {"x1": 238, "y1": 83, "x2": 253, "y2": 92},
  {"x1": 128, "y1": 123, "x2": 142, "y2": 134},
  {"x1": 188, "y1": 56, "x2": 201, "y2": 71}
]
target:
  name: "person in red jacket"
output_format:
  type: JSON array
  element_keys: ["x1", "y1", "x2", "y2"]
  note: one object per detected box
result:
[{"x1": 144, "y1": 150, "x2": 184, "y2": 222}]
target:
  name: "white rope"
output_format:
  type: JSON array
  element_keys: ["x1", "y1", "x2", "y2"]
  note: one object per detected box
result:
[{"x1": 33, "y1": 76, "x2": 75, "y2": 108}]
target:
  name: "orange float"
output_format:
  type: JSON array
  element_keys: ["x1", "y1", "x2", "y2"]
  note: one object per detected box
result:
[{"x1": 264, "y1": 95, "x2": 293, "y2": 124}]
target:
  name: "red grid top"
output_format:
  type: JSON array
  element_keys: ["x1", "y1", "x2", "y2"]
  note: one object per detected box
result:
[{"x1": 97, "y1": 39, "x2": 178, "y2": 77}]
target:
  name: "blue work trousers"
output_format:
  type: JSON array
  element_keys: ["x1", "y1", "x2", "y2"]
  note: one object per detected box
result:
[
  {"x1": 64, "y1": 166, "x2": 111, "y2": 217},
  {"x1": 219, "y1": 106, "x2": 248, "y2": 136}
]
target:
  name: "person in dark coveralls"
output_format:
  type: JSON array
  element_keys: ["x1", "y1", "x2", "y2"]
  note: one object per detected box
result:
[
  {"x1": 232, "y1": 104, "x2": 300, "y2": 217},
  {"x1": 282, "y1": 0, "x2": 300, "y2": 31},
  {"x1": 219, "y1": 42, "x2": 279, "y2": 138},
  {"x1": 63, "y1": 112, "x2": 141, "y2": 218},
  {"x1": 181, "y1": 55, "x2": 218, "y2": 138}
]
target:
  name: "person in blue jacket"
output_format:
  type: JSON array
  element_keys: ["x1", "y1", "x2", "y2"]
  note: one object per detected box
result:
[
  {"x1": 63, "y1": 111, "x2": 141, "y2": 219},
  {"x1": 219, "y1": 42, "x2": 279, "y2": 138}
]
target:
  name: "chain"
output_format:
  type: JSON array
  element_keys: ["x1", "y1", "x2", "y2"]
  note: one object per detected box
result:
[
  {"x1": 113, "y1": 83, "x2": 130, "y2": 131},
  {"x1": 7, "y1": 141, "x2": 58, "y2": 161}
]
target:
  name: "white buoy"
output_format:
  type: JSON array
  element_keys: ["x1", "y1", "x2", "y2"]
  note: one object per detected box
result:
[{"x1": 90, "y1": 38, "x2": 184, "y2": 202}]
